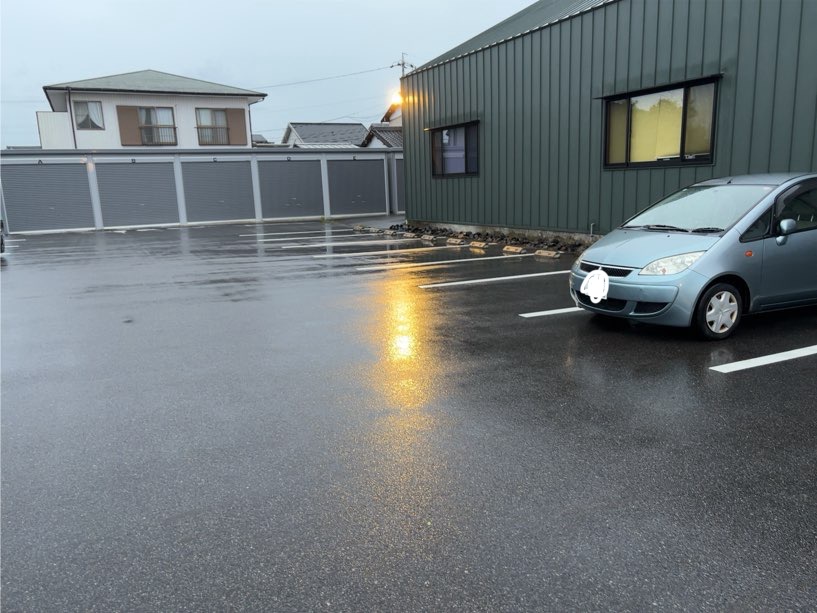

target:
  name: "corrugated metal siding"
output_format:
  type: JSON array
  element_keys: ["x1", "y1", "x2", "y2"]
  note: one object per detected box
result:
[
  {"x1": 182, "y1": 161, "x2": 255, "y2": 222},
  {"x1": 327, "y1": 160, "x2": 387, "y2": 215},
  {"x1": 421, "y1": 0, "x2": 613, "y2": 69},
  {"x1": 0, "y1": 164, "x2": 95, "y2": 232},
  {"x1": 96, "y1": 162, "x2": 178, "y2": 226},
  {"x1": 258, "y1": 160, "x2": 324, "y2": 218},
  {"x1": 402, "y1": 0, "x2": 817, "y2": 234}
]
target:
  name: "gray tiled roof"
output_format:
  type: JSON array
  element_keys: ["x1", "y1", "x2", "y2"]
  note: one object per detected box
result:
[
  {"x1": 288, "y1": 123, "x2": 368, "y2": 144},
  {"x1": 364, "y1": 126, "x2": 403, "y2": 148},
  {"x1": 419, "y1": 0, "x2": 615, "y2": 70},
  {"x1": 293, "y1": 143, "x2": 362, "y2": 149},
  {"x1": 44, "y1": 70, "x2": 266, "y2": 97}
]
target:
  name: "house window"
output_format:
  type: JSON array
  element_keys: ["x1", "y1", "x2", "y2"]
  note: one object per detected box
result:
[
  {"x1": 74, "y1": 101, "x2": 104, "y2": 130},
  {"x1": 431, "y1": 122, "x2": 478, "y2": 176},
  {"x1": 138, "y1": 107, "x2": 176, "y2": 145},
  {"x1": 196, "y1": 108, "x2": 229, "y2": 145},
  {"x1": 605, "y1": 79, "x2": 717, "y2": 167}
]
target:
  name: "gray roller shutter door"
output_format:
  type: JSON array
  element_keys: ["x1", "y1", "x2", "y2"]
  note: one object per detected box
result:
[
  {"x1": 395, "y1": 159, "x2": 404, "y2": 212},
  {"x1": 0, "y1": 164, "x2": 94, "y2": 232},
  {"x1": 327, "y1": 160, "x2": 386, "y2": 215},
  {"x1": 96, "y1": 162, "x2": 178, "y2": 227},
  {"x1": 258, "y1": 160, "x2": 324, "y2": 218},
  {"x1": 182, "y1": 161, "x2": 254, "y2": 222}
]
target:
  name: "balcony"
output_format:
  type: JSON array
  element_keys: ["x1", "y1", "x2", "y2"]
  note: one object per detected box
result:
[
  {"x1": 197, "y1": 126, "x2": 230, "y2": 146},
  {"x1": 139, "y1": 126, "x2": 177, "y2": 146}
]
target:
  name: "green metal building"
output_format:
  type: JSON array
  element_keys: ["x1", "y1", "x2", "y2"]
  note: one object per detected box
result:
[{"x1": 401, "y1": 0, "x2": 817, "y2": 235}]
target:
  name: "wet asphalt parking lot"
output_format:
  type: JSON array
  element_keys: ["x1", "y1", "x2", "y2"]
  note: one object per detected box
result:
[{"x1": 2, "y1": 218, "x2": 817, "y2": 612}]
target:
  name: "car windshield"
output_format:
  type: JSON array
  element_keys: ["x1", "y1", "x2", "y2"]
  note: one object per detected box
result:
[{"x1": 622, "y1": 185, "x2": 775, "y2": 232}]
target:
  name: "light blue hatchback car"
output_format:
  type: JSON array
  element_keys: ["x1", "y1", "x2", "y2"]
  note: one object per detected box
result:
[{"x1": 570, "y1": 173, "x2": 817, "y2": 339}]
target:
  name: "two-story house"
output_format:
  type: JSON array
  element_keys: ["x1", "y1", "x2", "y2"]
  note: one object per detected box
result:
[{"x1": 36, "y1": 70, "x2": 266, "y2": 149}]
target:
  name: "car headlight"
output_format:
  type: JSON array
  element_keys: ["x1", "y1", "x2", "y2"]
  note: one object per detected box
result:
[
  {"x1": 639, "y1": 251, "x2": 705, "y2": 275},
  {"x1": 574, "y1": 250, "x2": 587, "y2": 267}
]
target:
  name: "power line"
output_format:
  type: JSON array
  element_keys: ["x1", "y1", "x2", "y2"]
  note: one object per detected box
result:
[
  {"x1": 320, "y1": 106, "x2": 386, "y2": 122},
  {"x1": 390, "y1": 52, "x2": 416, "y2": 77},
  {"x1": 252, "y1": 66, "x2": 392, "y2": 90},
  {"x1": 263, "y1": 94, "x2": 386, "y2": 114}
]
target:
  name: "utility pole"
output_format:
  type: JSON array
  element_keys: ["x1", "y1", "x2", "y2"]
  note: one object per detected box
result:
[{"x1": 391, "y1": 52, "x2": 416, "y2": 77}]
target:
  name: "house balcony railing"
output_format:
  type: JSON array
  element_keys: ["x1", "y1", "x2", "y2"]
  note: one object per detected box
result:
[
  {"x1": 139, "y1": 126, "x2": 177, "y2": 146},
  {"x1": 197, "y1": 126, "x2": 230, "y2": 146}
]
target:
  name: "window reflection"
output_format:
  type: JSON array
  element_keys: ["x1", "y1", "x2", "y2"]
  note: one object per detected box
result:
[{"x1": 630, "y1": 88, "x2": 683, "y2": 162}]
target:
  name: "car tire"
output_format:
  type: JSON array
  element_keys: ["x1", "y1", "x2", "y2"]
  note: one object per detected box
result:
[{"x1": 695, "y1": 283, "x2": 742, "y2": 340}]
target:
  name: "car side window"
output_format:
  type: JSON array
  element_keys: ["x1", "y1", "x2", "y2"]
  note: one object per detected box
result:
[
  {"x1": 775, "y1": 180, "x2": 817, "y2": 233},
  {"x1": 741, "y1": 207, "x2": 772, "y2": 242}
]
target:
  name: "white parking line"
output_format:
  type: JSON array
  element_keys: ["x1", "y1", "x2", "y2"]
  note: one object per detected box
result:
[
  {"x1": 281, "y1": 239, "x2": 418, "y2": 249},
  {"x1": 519, "y1": 306, "x2": 583, "y2": 318},
  {"x1": 255, "y1": 233, "x2": 380, "y2": 243},
  {"x1": 356, "y1": 253, "x2": 535, "y2": 271},
  {"x1": 6, "y1": 239, "x2": 26, "y2": 242},
  {"x1": 419, "y1": 270, "x2": 571, "y2": 289},
  {"x1": 313, "y1": 246, "x2": 465, "y2": 259},
  {"x1": 710, "y1": 345, "x2": 817, "y2": 373},
  {"x1": 238, "y1": 229, "x2": 357, "y2": 237},
  {"x1": 243, "y1": 222, "x2": 315, "y2": 227}
]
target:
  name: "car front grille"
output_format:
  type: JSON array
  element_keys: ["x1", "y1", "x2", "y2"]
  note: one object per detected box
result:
[
  {"x1": 576, "y1": 292, "x2": 627, "y2": 312},
  {"x1": 579, "y1": 262, "x2": 635, "y2": 277}
]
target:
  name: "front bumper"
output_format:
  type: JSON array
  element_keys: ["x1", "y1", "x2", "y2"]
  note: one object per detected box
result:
[{"x1": 569, "y1": 266, "x2": 709, "y2": 327}]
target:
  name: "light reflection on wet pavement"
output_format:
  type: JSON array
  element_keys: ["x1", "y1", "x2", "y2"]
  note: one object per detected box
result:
[{"x1": 2, "y1": 219, "x2": 817, "y2": 611}]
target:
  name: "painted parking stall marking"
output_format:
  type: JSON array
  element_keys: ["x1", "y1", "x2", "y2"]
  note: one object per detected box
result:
[
  {"x1": 419, "y1": 270, "x2": 571, "y2": 289},
  {"x1": 356, "y1": 253, "x2": 535, "y2": 271},
  {"x1": 281, "y1": 239, "x2": 419, "y2": 249},
  {"x1": 242, "y1": 221, "x2": 317, "y2": 227},
  {"x1": 255, "y1": 233, "x2": 381, "y2": 243},
  {"x1": 710, "y1": 345, "x2": 817, "y2": 373},
  {"x1": 519, "y1": 307, "x2": 583, "y2": 318},
  {"x1": 239, "y1": 229, "x2": 357, "y2": 237},
  {"x1": 313, "y1": 246, "x2": 465, "y2": 259}
]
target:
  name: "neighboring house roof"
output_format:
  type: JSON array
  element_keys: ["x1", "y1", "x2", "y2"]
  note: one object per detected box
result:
[
  {"x1": 43, "y1": 69, "x2": 266, "y2": 110},
  {"x1": 291, "y1": 143, "x2": 363, "y2": 149},
  {"x1": 361, "y1": 125, "x2": 403, "y2": 148},
  {"x1": 381, "y1": 103, "x2": 401, "y2": 123},
  {"x1": 417, "y1": 0, "x2": 616, "y2": 70},
  {"x1": 282, "y1": 122, "x2": 368, "y2": 146}
]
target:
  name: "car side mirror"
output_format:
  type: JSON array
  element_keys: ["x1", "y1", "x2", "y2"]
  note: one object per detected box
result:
[
  {"x1": 779, "y1": 218, "x2": 796, "y2": 235},
  {"x1": 776, "y1": 218, "x2": 796, "y2": 245}
]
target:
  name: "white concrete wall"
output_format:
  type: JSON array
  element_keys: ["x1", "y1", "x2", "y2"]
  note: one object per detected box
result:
[
  {"x1": 43, "y1": 92, "x2": 255, "y2": 149},
  {"x1": 36, "y1": 112, "x2": 74, "y2": 149}
]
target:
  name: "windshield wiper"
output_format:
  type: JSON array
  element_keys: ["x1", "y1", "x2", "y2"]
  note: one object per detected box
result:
[
  {"x1": 642, "y1": 224, "x2": 689, "y2": 232},
  {"x1": 689, "y1": 226, "x2": 725, "y2": 233}
]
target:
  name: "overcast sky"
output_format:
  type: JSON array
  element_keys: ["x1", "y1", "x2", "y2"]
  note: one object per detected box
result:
[{"x1": 0, "y1": 0, "x2": 534, "y2": 147}]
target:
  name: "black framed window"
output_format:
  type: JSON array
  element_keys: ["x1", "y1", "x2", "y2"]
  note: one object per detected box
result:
[
  {"x1": 431, "y1": 122, "x2": 478, "y2": 176},
  {"x1": 605, "y1": 78, "x2": 718, "y2": 168}
]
